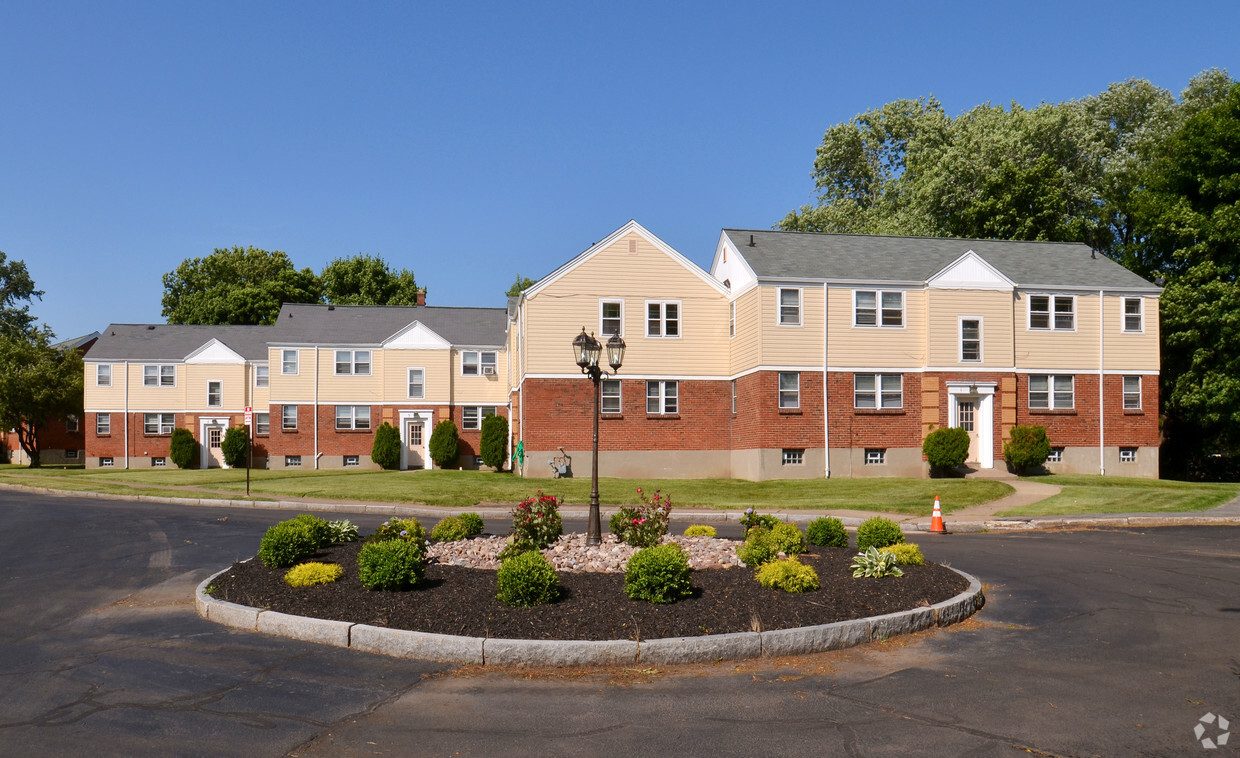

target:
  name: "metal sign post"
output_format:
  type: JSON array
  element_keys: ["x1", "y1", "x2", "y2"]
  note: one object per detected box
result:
[{"x1": 244, "y1": 406, "x2": 253, "y2": 497}]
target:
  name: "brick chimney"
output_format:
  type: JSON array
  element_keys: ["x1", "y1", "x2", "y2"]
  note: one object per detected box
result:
[{"x1": 415, "y1": 288, "x2": 426, "y2": 306}]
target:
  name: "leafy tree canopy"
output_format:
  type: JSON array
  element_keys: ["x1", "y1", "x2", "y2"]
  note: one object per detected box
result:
[
  {"x1": 0, "y1": 251, "x2": 43, "y2": 338},
  {"x1": 0, "y1": 329, "x2": 83, "y2": 467},
  {"x1": 506, "y1": 274, "x2": 537, "y2": 298},
  {"x1": 321, "y1": 254, "x2": 421, "y2": 306},
  {"x1": 161, "y1": 246, "x2": 322, "y2": 325}
]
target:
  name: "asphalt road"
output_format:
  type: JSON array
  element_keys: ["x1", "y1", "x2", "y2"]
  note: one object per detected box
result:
[{"x1": 0, "y1": 490, "x2": 1236, "y2": 757}]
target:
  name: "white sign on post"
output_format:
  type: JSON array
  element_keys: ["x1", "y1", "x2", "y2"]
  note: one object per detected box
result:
[{"x1": 244, "y1": 406, "x2": 253, "y2": 425}]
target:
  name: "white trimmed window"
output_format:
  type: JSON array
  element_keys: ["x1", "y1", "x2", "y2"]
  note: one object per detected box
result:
[
  {"x1": 1029, "y1": 295, "x2": 1075, "y2": 330},
  {"x1": 778, "y1": 372, "x2": 800, "y2": 409},
  {"x1": 601, "y1": 379, "x2": 621, "y2": 414},
  {"x1": 96, "y1": 364, "x2": 111, "y2": 387},
  {"x1": 729, "y1": 301, "x2": 735, "y2": 337},
  {"x1": 207, "y1": 381, "x2": 222, "y2": 407},
  {"x1": 1123, "y1": 375, "x2": 1142, "y2": 409},
  {"x1": 855, "y1": 290, "x2": 903, "y2": 327},
  {"x1": 143, "y1": 413, "x2": 174, "y2": 435},
  {"x1": 255, "y1": 412, "x2": 270, "y2": 435},
  {"x1": 731, "y1": 379, "x2": 737, "y2": 414},
  {"x1": 1030, "y1": 375, "x2": 1074, "y2": 409},
  {"x1": 782, "y1": 449, "x2": 804, "y2": 465},
  {"x1": 960, "y1": 318, "x2": 982, "y2": 362},
  {"x1": 854, "y1": 374, "x2": 903, "y2": 409},
  {"x1": 778, "y1": 288, "x2": 801, "y2": 326},
  {"x1": 151, "y1": 456, "x2": 164, "y2": 467},
  {"x1": 646, "y1": 380, "x2": 678, "y2": 414},
  {"x1": 335, "y1": 350, "x2": 371, "y2": 376},
  {"x1": 344, "y1": 455, "x2": 360, "y2": 467},
  {"x1": 1046, "y1": 447, "x2": 1064, "y2": 463},
  {"x1": 335, "y1": 405, "x2": 371, "y2": 430},
  {"x1": 864, "y1": 449, "x2": 887, "y2": 465},
  {"x1": 255, "y1": 365, "x2": 268, "y2": 388},
  {"x1": 96, "y1": 413, "x2": 111, "y2": 435},
  {"x1": 461, "y1": 351, "x2": 498, "y2": 376},
  {"x1": 646, "y1": 301, "x2": 680, "y2": 337},
  {"x1": 143, "y1": 365, "x2": 176, "y2": 387},
  {"x1": 1122, "y1": 297, "x2": 1144, "y2": 333},
  {"x1": 285, "y1": 455, "x2": 302, "y2": 467},
  {"x1": 462, "y1": 406, "x2": 497, "y2": 430},
  {"x1": 1119, "y1": 447, "x2": 1137, "y2": 463},
  {"x1": 408, "y1": 368, "x2": 425, "y2": 399},
  {"x1": 600, "y1": 300, "x2": 624, "y2": 337},
  {"x1": 281, "y1": 349, "x2": 299, "y2": 375},
  {"x1": 282, "y1": 405, "x2": 298, "y2": 431},
  {"x1": 100, "y1": 457, "x2": 114, "y2": 467}
]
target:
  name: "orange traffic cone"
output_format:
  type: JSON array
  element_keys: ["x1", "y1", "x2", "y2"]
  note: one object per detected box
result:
[{"x1": 929, "y1": 495, "x2": 949, "y2": 534}]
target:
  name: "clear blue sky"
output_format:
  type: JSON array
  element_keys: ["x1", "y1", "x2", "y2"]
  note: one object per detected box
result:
[{"x1": 4, "y1": 1, "x2": 1237, "y2": 340}]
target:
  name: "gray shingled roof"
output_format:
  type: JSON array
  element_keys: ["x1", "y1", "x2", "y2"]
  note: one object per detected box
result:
[
  {"x1": 271, "y1": 304, "x2": 509, "y2": 347},
  {"x1": 724, "y1": 230, "x2": 1160, "y2": 290},
  {"x1": 88, "y1": 324, "x2": 273, "y2": 361}
]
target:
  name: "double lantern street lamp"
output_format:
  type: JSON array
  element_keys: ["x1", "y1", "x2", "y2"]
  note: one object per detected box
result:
[{"x1": 572, "y1": 327, "x2": 626, "y2": 545}]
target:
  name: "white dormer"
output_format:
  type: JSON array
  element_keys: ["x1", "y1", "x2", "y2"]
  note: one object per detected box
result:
[
  {"x1": 927, "y1": 250, "x2": 1015, "y2": 291},
  {"x1": 383, "y1": 321, "x2": 453, "y2": 349},
  {"x1": 184, "y1": 339, "x2": 246, "y2": 364},
  {"x1": 709, "y1": 231, "x2": 758, "y2": 294}
]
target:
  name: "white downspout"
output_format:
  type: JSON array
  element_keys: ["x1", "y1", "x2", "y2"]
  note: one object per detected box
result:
[
  {"x1": 823, "y1": 283, "x2": 830, "y2": 478},
  {"x1": 123, "y1": 361, "x2": 130, "y2": 469},
  {"x1": 1098, "y1": 290, "x2": 1105, "y2": 476},
  {"x1": 313, "y1": 346, "x2": 320, "y2": 470}
]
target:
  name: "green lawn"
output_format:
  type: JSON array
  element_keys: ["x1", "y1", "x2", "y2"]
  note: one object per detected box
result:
[
  {"x1": 997, "y1": 475, "x2": 1240, "y2": 516},
  {"x1": 0, "y1": 466, "x2": 1012, "y2": 514}
]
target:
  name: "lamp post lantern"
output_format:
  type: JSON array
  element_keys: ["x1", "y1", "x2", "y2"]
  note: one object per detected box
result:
[{"x1": 572, "y1": 327, "x2": 625, "y2": 545}]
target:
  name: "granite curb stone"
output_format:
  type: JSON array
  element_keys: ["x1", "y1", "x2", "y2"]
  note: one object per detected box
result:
[{"x1": 350, "y1": 625, "x2": 485, "y2": 664}]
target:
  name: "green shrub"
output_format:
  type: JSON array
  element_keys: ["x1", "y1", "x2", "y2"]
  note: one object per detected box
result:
[
  {"x1": 740, "y1": 508, "x2": 779, "y2": 533},
  {"x1": 736, "y1": 527, "x2": 778, "y2": 568},
  {"x1": 856, "y1": 517, "x2": 905, "y2": 551},
  {"x1": 284, "y1": 562, "x2": 343, "y2": 587},
  {"x1": 879, "y1": 543, "x2": 925, "y2": 566},
  {"x1": 457, "y1": 512, "x2": 485, "y2": 537},
  {"x1": 922, "y1": 426, "x2": 970, "y2": 475},
  {"x1": 480, "y1": 413, "x2": 508, "y2": 469},
  {"x1": 609, "y1": 489, "x2": 673, "y2": 548},
  {"x1": 430, "y1": 516, "x2": 472, "y2": 542},
  {"x1": 258, "y1": 520, "x2": 318, "y2": 568},
  {"x1": 291, "y1": 513, "x2": 333, "y2": 548},
  {"x1": 326, "y1": 519, "x2": 359, "y2": 543},
  {"x1": 371, "y1": 422, "x2": 401, "y2": 470},
  {"x1": 508, "y1": 492, "x2": 562, "y2": 550},
  {"x1": 806, "y1": 516, "x2": 849, "y2": 548},
  {"x1": 428, "y1": 419, "x2": 460, "y2": 468},
  {"x1": 357, "y1": 539, "x2": 427, "y2": 590},
  {"x1": 624, "y1": 543, "x2": 693, "y2": 604},
  {"x1": 372, "y1": 517, "x2": 427, "y2": 545},
  {"x1": 683, "y1": 524, "x2": 717, "y2": 538},
  {"x1": 852, "y1": 546, "x2": 904, "y2": 578},
  {"x1": 496, "y1": 550, "x2": 560, "y2": 607},
  {"x1": 169, "y1": 428, "x2": 198, "y2": 469},
  {"x1": 1004, "y1": 425, "x2": 1051, "y2": 475},
  {"x1": 756, "y1": 558, "x2": 820, "y2": 593},
  {"x1": 221, "y1": 426, "x2": 250, "y2": 468},
  {"x1": 768, "y1": 522, "x2": 807, "y2": 556}
]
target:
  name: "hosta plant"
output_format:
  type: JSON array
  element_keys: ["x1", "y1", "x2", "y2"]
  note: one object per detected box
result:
[
  {"x1": 326, "y1": 519, "x2": 359, "y2": 543},
  {"x1": 851, "y1": 546, "x2": 904, "y2": 578}
]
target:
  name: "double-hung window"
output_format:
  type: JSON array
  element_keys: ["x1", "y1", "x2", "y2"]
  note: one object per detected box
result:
[
  {"x1": 282, "y1": 405, "x2": 298, "y2": 431},
  {"x1": 1122, "y1": 297, "x2": 1143, "y2": 333},
  {"x1": 143, "y1": 365, "x2": 176, "y2": 387},
  {"x1": 854, "y1": 290, "x2": 903, "y2": 327},
  {"x1": 1029, "y1": 295, "x2": 1075, "y2": 330},
  {"x1": 646, "y1": 301, "x2": 680, "y2": 337},
  {"x1": 960, "y1": 318, "x2": 982, "y2": 362},
  {"x1": 255, "y1": 365, "x2": 269, "y2": 387},
  {"x1": 601, "y1": 380, "x2": 621, "y2": 414},
  {"x1": 408, "y1": 368, "x2": 425, "y2": 399},
  {"x1": 461, "y1": 351, "x2": 498, "y2": 376},
  {"x1": 600, "y1": 300, "x2": 623, "y2": 336},
  {"x1": 646, "y1": 380, "x2": 678, "y2": 414},
  {"x1": 335, "y1": 350, "x2": 371, "y2": 375},
  {"x1": 96, "y1": 364, "x2": 111, "y2": 387},
  {"x1": 1123, "y1": 376, "x2": 1142, "y2": 409},
  {"x1": 281, "y1": 350, "x2": 299, "y2": 375},
  {"x1": 1029, "y1": 375, "x2": 1074, "y2": 409},
  {"x1": 729, "y1": 301, "x2": 735, "y2": 337},
  {"x1": 255, "y1": 412, "x2": 270, "y2": 435},
  {"x1": 143, "y1": 413, "x2": 174, "y2": 435},
  {"x1": 96, "y1": 413, "x2": 111, "y2": 435},
  {"x1": 854, "y1": 374, "x2": 903, "y2": 409},
  {"x1": 778, "y1": 372, "x2": 800, "y2": 409},
  {"x1": 335, "y1": 405, "x2": 371, "y2": 430},
  {"x1": 462, "y1": 406, "x2": 497, "y2": 430},
  {"x1": 207, "y1": 381, "x2": 222, "y2": 407},
  {"x1": 778, "y1": 288, "x2": 801, "y2": 325}
]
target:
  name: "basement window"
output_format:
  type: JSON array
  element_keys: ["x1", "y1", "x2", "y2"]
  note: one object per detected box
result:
[
  {"x1": 344, "y1": 455, "x2": 360, "y2": 467},
  {"x1": 781, "y1": 449, "x2": 804, "y2": 465},
  {"x1": 152, "y1": 457, "x2": 166, "y2": 467},
  {"x1": 100, "y1": 457, "x2": 114, "y2": 467},
  {"x1": 1046, "y1": 447, "x2": 1064, "y2": 463},
  {"x1": 285, "y1": 455, "x2": 302, "y2": 468},
  {"x1": 1119, "y1": 448, "x2": 1137, "y2": 463},
  {"x1": 864, "y1": 449, "x2": 886, "y2": 465}
]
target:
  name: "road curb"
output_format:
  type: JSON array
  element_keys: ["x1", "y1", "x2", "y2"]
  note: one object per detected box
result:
[{"x1": 194, "y1": 565, "x2": 985, "y2": 666}]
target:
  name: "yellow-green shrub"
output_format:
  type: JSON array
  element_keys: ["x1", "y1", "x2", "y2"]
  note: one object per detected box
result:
[
  {"x1": 879, "y1": 543, "x2": 925, "y2": 565},
  {"x1": 683, "y1": 524, "x2": 717, "y2": 538},
  {"x1": 284, "y1": 562, "x2": 343, "y2": 587},
  {"x1": 756, "y1": 558, "x2": 820, "y2": 593}
]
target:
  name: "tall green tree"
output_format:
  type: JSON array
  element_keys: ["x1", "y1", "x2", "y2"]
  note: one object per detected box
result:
[
  {"x1": 161, "y1": 246, "x2": 322, "y2": 325},
  {"x1": 321, "y1": 254, "x2": 421, "y2": 306},
  {"x1": 505, "y1": 274, "x2": 536, "y2": 297},
  {"x1": 0, "y1": 251, "x2": 43, "y2": 338},
  {"x1": 0, "y1": 329, "x2": 83, "y2": 468}
]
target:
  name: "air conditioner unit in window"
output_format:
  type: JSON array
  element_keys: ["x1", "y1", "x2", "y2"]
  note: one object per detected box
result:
[{"x1": 482, "y1": 366, "x2": 496, "y2": 376}]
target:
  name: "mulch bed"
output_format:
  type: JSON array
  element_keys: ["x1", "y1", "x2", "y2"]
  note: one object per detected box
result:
[{"x1": 209, "y1": 540, "x2": 968, "y2": 642}]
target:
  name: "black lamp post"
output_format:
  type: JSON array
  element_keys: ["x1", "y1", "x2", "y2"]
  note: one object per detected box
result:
[{"x1": 573, "y1": 327, "x2": 625, "y2": 545}]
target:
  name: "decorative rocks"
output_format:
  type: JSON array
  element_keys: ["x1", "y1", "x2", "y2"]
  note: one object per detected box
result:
[{"x1": 427, "y1": 533, "x2": 745, "y2": 573}]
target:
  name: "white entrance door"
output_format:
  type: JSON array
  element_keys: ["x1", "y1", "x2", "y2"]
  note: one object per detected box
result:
[
  {"x1": 204, "y1": 423, "x2": 226, "y2": 468},
  {"x1": 404, "y1": 419, "x2": 425, "y2": 469},
  {"x1": 956, "y1": 399, "x2": 979, "y2": 462}
]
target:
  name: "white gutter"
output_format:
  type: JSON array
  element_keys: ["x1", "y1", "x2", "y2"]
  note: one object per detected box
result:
[{"x1": 1099, "y1": 290, "x2": 1105, "y2": 476}]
